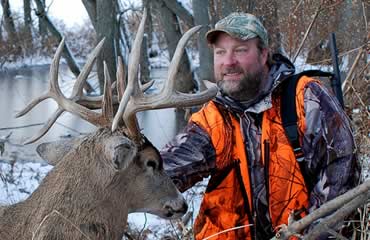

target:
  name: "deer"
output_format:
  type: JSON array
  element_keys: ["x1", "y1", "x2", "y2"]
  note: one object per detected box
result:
[{"x1": 0, "y1": 9, "x2": 218, "y2": 240}]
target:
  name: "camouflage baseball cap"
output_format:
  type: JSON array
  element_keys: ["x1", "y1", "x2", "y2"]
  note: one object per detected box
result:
[{"x1": 206, "y1": 12, "x2": 268, "y2": 47}]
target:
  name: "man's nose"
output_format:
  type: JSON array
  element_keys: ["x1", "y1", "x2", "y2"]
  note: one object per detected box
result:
[{"x1": 223, "y1": 52, "x2": 237, "y2": 66}]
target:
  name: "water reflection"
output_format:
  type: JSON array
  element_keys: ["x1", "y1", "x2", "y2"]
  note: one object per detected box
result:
[{"x1": 0, "y1": 65, "x2": 186, "y2": 159}]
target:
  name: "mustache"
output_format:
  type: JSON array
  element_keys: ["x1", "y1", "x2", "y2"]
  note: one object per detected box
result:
[{"x1": 223, "y1": 67, "x2": 244, "y2": 74}]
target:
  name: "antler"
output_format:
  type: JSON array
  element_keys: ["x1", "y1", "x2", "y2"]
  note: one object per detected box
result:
[
  {"x1": 16, "y1": 38, "x2": 113, "y2": 144},
  {"x1": 112, "y1": 9, "x2": 218, "y2": 143}
]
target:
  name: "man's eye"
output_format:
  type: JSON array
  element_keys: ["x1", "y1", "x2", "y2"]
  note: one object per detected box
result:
[
  {"x1": 215, "y1": 49, "x2": 225, "y2": 55},
  {"x1": 235, "y1": 48, "x2": 248, "y2": 53}
]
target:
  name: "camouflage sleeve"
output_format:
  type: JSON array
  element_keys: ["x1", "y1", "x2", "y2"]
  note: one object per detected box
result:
[
  {"x1": 302, "y1": 82, "x2": 360, "y2": 213},
  {"x1": 160, "y1": 122, "x2": 216, "y2": 192}
]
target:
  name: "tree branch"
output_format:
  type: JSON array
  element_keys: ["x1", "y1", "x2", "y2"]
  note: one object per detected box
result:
[
  {"x1": 162, "y1": 0, "x2": 194, "y2": 27},
  {"x1": 292, "y1": 3, "x2": 322, "y2": 63},
  {"x1": 33, "y1": 0, "x2": 94, "y2": 93},
  {"x1": 304, "y1": 192, "x2": 369, "y2": 239},
  {"x1": 275, "y1": 179, "x2": 370, "y2": 239},
  {"x1": 81, "y1": 0, "x2": 97, "y2": 30}
]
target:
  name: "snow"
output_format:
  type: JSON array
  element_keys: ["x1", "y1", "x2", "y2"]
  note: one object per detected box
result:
[{"x1": 0, "y1": 160, "x2": 52, "y2": 205}]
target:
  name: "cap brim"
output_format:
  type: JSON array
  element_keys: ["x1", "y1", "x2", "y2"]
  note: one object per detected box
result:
[{"x1": 206, "y1": 29, "x2": 235, "y2": 44}]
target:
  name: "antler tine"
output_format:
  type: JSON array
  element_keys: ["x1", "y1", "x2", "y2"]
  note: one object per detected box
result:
[
  {"x1": 72, "y1": 38, "x2": 105, "y2": 97},
  {"x1": 17, "y1": 38, "x2": 113, "y2": 144},
  {"x1": 164, "y1": 26, "x2": 202, "y2": 93},
  {"x1": 121, "y1": 25, "x2": 218, "y2": 141},
  {"x1": 102, "y1": 61, "x2": 114, "y2": 121},
  {"x1": 23, "y1": 109, "x2": 63, "y2": 144},
  {"x1": 112, "y1": 8, "x2": 147, "y2": 132},
  {"x1": 15, "y1": 94, "x2": 49, "y2": 118},
  {"x1": 156, "y1": 25, "x2": 218, "y2": 107},
  {"x1": 16, "y1": 37, "x2": 66, "y2": 118},
  {"x1": 116, "y1": 56, "x2": 126, "y2": 101}
]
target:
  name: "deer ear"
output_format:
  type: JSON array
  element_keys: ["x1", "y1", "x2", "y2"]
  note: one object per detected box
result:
[
  {"x1": 36, "y1": 138, "x2": 82, "y2": 166},
  {"x1": 104, "y1": 137, "x2": 137, "y2": 170}
]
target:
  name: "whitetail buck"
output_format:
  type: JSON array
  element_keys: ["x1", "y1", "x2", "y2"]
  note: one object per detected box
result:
[{"x1": 0, "y1": 10, "x2": 217, "y2": 240}]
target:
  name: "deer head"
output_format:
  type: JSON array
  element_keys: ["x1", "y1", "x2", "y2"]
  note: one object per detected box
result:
[{"x1": 7, "y1": 9, "x2": 217, "y2": 240}]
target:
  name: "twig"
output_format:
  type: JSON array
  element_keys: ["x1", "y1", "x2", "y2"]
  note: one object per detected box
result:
[
  {"x1": 290, "y1": 0, "x2": 304, "y2": 16},
  {"x1": 0, "y1": 123, "x2": 43, "y2": 131},
  {"x1": 170, "y1": 220, "x2": 181, "y2": 240},
  {"x1": 138, "y1": 213, "x2": 148, "y2": 240},
  {"x1": 292, "y1": 3, "x2": 323, "y2": 63},
  {"x1": 32, "y1": 210, "x2": 92, "y2": 240},
  {"x1": 202, "y1": 224, "x2": 253, "y2": 240},
  {"x1": 350, "y1": 85, "x2": 370, "y2": 118},
  {"x1": 0, "y1": 122, "x2": 89, "y2": 135},
  {"x1": 55, "y1": 122, "x2": 91, "y2": 135},
  {"x1": 362, "y1": 1, "x2": 368, "y2": 34},
  {"x1": 341, "y1": 48, "x2": 364, "y2": 90},
  {"x1": 303, "y1": 45, "x2": 366, "y2": 66}
]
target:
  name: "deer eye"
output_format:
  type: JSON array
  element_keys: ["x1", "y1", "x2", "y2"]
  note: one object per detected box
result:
[{"x1": 146, "y1": 160, "x2": 157, "y2": 170}]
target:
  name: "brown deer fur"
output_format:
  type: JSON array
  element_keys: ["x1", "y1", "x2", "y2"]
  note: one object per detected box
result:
[{"x1": 0, "y1": 128, "x2": 187, "y2": 240}]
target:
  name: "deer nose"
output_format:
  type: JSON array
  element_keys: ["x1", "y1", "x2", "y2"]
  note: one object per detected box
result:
[{"x1": 164, "y1": 200, "x2": 188, "y2": 218}]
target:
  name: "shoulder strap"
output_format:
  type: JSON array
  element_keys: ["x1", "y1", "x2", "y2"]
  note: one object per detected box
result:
[{"x1": 281, "y1": 70, "x2": 333, "y2": 191}]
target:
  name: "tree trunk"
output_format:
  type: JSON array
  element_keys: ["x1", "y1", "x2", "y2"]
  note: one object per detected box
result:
[
  {"x1": 38, "y1": 0, "x2": 47, "y2": 40},
  {"x1": 255, "y1": 0, "x2": 283, "y2": 54},
  {"x1": 162, "y1": 0, "x2": 194, "y2": 27},
  {"x1": 140, "y1": 0, "x2": 152, "y2": 84},
  {"x1": 140, "y1": 35, "x2": 150, "y2": 84},
  {"x1": 192, "y1": 0, "x2": 213, "y2": 86},
  {"x1": 0, "y1": 24, "x2": 3, "y2": 42},
  {"x1": 23, "y1": 0, "x2": 33, "y2": 50},
  {"x1": 143, "y1": 0, "x2": 153, "y2": 50},
  {"x1": 83, "y1": 0, "x2": 118, "y2": 93},
  {"x1": 153, "y1": 0, "x2": 195, "y2": 93},
  {"x1": 96, "y1": 0, "x2": 118, "y2": 93},
  {"x1": 81, "y1": 0, "x2": 97, "y2": 31},
  {"x1": 209, "y1": 0, "x2": 255, "y2": 25},
  {"x1": 0, "y1": 0, "x2": 17, "y2": 43}
]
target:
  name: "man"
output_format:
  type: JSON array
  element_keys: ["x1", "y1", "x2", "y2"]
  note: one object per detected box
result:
[{"x1": 161, "y1": 12, "x2": 359, "y2": 239}]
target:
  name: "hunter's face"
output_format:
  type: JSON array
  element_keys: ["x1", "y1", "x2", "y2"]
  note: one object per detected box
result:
[{"x1": 213, "y1": 33, "x2": 268, "y2": 101}]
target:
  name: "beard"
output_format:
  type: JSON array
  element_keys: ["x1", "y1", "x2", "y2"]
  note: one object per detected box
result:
[{"x1": 216, "y1": 65, "x2": 265, "y2": 101}]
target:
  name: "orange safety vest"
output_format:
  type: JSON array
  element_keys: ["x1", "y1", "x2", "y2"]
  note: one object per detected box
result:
[{"x1": 191, "y1": 76, "x2": 320, "y2": 240}]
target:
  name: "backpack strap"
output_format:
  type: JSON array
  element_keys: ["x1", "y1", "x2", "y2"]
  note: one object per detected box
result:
[{"x1": 280, "y1": 70, "x2": 334, "y2": 191}]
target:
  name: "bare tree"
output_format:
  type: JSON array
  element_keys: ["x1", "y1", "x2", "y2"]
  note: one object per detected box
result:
[
  {"x1": 0, "y1": 21, "x2": 3, "y2": 42},
  {"x1": 38, "y1": 0, "x2": 47, "y2": 40},
  {"x1": 0, "y1": 0, "x2": 17, "y2": 43},
  {"x1": 161, "y1": 0, "x2": 194, "y2": 27},
  {"x1": 23, "y1": 0, "x2": 33, "y2": 50},
  {"x1": 152, "y1": 0, "x2": 195, "y2": 93},
  {"x1": 82, "y1": 0, "x2": 119, "y2": 93},
  {"x1": 143, "y1": 0, "x2": 154, "y2": 50},
  {"x1": 192, "y1": 0, "x2": 213, "y2": 85}
]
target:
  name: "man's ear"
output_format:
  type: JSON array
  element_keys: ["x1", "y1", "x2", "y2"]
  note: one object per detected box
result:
[
  {"x1": 103, "y1": 136, "x2": 137, "y2": 170},
  {"x1": 36, "y1": 138, "x2": 82, "y2": 166},
  {"x1": 261, "y1": 47, "x2": 269, "y2": 65}
]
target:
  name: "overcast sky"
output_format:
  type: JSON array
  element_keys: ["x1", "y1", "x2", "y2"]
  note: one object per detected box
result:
[{"x1": 10, "y1": 0, "x2": 90, "y2": 27}]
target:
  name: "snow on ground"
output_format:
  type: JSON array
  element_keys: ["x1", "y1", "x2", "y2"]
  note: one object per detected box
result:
[{"x1": 0, "y1": 160, "x2": 52, "y2": 205}]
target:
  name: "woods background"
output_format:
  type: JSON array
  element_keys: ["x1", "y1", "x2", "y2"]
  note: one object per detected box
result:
[{"x1": 0, "y1": 0, "x2": 369, "y2": 239}]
